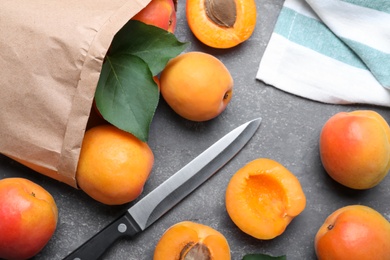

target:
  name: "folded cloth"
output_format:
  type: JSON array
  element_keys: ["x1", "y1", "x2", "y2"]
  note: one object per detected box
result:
[{"x1": 256, "y1": 0, "x2": 390, "y2": 107}]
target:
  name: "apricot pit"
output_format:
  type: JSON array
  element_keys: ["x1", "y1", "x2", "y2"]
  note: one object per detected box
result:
[{"x1": 205, "y1": 0, "x2": 236, "y2": 28}]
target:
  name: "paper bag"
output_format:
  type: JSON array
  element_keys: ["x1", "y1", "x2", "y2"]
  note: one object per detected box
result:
[{"x1": 0, "y1": 0, "x2": 151, "y2": 188}]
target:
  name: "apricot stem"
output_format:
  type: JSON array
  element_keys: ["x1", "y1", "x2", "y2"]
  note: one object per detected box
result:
[{"x1": 327, "y1": 224, "x2": 334, "y2": 230}]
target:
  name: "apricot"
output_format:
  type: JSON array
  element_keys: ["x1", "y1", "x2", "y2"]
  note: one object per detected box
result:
[
  {"x1": 0, "y1": 178, "x2": 58, "y2": 260},
  {"x1": 153, "y1": 221, "x2": 231, "y2": 260},
  {"x1": 319, "y1": 110, "x2": 390, "y2": 189},
  {"x1": 76, "y1": 124, "x2": 154, "y2": 205},
  {"x1": 315, "y1": 205, "x2": 390, "y2": 259},
  {"x1": 132, "y1": 0, "x2": 177, "y2": 33},
  {"x1": 159, "y1": 51, "x2": 233, "y2": 122},
  {"x1": 186, "y1": 0, "x2": 257, "y2": 48},
  {"x1": 225, "y1": 158, "x2": 306, "y2": 240}
]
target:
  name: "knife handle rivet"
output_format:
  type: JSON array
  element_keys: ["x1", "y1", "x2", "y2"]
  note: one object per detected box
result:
[
  {"x1": 118, "y1": 223, "x2": 127, "y2": 233},
  {"x1": 73, "y1": 258, "x2": 81, "y2": 260}
]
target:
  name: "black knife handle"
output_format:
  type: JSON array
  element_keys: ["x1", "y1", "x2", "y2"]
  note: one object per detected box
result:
[{"x1": 63, "y1": 212, "x2": 141, "y2": 260}]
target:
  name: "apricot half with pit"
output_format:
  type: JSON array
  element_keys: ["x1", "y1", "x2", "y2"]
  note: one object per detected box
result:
[
  {"x1": 225, "y1": 158, "x2": 306, "y2": 240},
  {"x1": 186, "y1": 0, "x2": 257, "y2": 48},
  {"x1": 153, "y1": 221, "x2": 230, "y2": 260}
]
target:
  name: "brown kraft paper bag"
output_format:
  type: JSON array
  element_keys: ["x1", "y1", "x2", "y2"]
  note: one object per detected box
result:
[{"x1": 0, "y1": 0, "x2": 151, "y2": 188}]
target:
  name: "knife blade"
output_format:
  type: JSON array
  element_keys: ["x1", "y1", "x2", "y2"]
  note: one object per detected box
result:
[{"x1": 63, "y1": 117, "x2": 261, "y2": 260}]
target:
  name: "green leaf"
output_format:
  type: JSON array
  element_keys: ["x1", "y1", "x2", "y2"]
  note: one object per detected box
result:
[
  {"x1": 242, "y1": 253, "x2": 287, "y2": 260},
  {"x1": 95, "y1": 20, "x2": 189, "y2": 141},
  {"x1": 95, "y1": 53, "x2": 159, "y2": 142},
  {"x1": 109, "y1": 20, "x2": 189, "y2": 75}
]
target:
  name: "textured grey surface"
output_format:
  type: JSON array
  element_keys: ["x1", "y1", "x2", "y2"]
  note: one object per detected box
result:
[{"x1": 1, "y1": 0, "x2": 390, "y2": 259}]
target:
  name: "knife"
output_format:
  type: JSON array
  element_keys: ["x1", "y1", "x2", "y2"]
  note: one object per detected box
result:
[{"x1": 63, "y1": 117, "x2": 262, "y2": 260}]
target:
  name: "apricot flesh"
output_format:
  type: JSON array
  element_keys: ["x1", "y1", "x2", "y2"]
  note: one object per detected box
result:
[
  {"x1": 315, "y1": 205, "x2": 390, "y2": 259},
  {"x1": 186, "y1": 0, "x2": 257, "y2": 48},
  {"x1": 225, "y1": 158, "x2": 306, "y2": 240},
  {"x1": 319, "y1": 110, "x2": 390, "y2": 189},
  {"x1": 153, "y1": 221, "x2": 230, "y2": 260}
]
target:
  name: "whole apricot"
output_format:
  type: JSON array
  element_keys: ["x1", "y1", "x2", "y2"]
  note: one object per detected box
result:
[
  {"x1": 132, "y1": 0, "x2": 177, "y2": 33},
  {"x1": 76, "y1": 124, "x2": 154, "y2": 205},
  {"x1": 0, "y1": 178, "x2": 58, "y2": 260},
  {"x1": 160, "y1": 52, "x2": 233, "y2": 122},
  {"x1": 186, "y1": 0, "x2": 257, "y2": 48},
  {"x1": 315, "y1": 205, "x2": 390, "y2": 260},
  {"x1": 153, "y1": 221, "x2": 231, "y2": 260},
  {"x1": 319, "y1": 110, "x2": 390, "y2": 189},
  {"x1": 225, "y1": 158, "x2": 306, "y2": 240}
]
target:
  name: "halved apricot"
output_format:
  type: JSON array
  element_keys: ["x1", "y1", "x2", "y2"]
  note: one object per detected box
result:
[
  {"x1": 186, "y1": 0, "x2": 257, "y2": 48},
  {"x1": 225, "y1": 158, "x2": 306, "y2": 240},
  {"x1": 153, "y1": 221, "x2": 230, "y2": 259}
]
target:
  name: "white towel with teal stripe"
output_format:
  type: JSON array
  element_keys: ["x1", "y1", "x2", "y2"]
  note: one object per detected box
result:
[{"x1": 256, "y1": 0, "x2": 390, "y2": 107}]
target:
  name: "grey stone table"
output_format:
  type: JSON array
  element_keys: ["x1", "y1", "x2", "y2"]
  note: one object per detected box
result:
[{"x1": 1, "y1": 1, "x2": 389, "y2": 259}]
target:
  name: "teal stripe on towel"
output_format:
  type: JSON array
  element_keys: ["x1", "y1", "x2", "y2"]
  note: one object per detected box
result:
[
  {"x1": 274, "y1": 8, "x2": 367, "y2": 69},
  {"x1": 342, "y1": 37, "x2": 390, "y2": 87},
  {"x1": 341, "y1": 0, "x2": 390, "y2": 14}
]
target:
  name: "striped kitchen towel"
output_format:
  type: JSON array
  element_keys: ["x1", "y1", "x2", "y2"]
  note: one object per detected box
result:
[{"x1": 256, "y1": 0, "x2": 390, "y2": 107}]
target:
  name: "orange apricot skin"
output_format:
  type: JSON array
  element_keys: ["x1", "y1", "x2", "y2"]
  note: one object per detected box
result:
[
  {"x1": 132, "y1": 0, "x2": 177, "y2": 33},
  {"x1": 76, "y1": 125, "x2": 154, "y2": 205},
  {"x1": 160, "y1": 52, "x2": 233, "y2": 122},
  {"x1": 315, "y1": 205, "x2": 390, "y2": 260},
  {"x1": 0, "y1": 178, "x2": 58, "y2": 260},
  {"x1": 186, "y1": 0, "x2": 257, "y2": 48},
  {"x1": 153, "y1": 221, "x2": 231, "y2": 260},
  {"x1": 225, "y1": 158, "x2": 306, "y2": 240},
  {"x1": 319, "y1": 110, "x2": 390, "y2": 189}
]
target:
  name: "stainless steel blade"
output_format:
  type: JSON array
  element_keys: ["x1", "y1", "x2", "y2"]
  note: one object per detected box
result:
[{"x1": 128, "y1": 117, "x2": 262, "y2": 230}]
